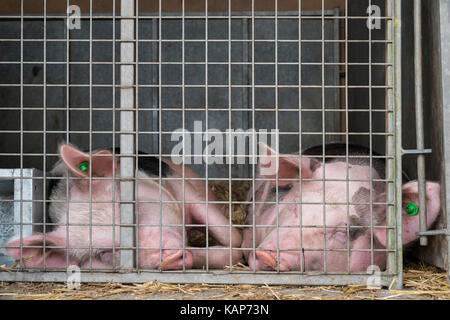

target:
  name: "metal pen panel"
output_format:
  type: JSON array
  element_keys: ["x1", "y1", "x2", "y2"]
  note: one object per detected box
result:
[{"x1": 0, "y1": 0, "x2": 408, "y2": 286}]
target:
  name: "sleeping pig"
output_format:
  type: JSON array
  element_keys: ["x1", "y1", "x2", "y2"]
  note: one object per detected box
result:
[
  {"x1": 242, "y1": 142, "x2": 441, "y2": 272},
  {"x1": 6, "y1": 144, "x2": 242, "y2": 270}
]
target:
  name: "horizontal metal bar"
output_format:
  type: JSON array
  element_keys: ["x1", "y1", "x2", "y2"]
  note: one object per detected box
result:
[
  {"x1": 0, "y1": 132, "x2": 396, "y2": 137},
  {"x1": 0, "y1": 14, "x2": 393, "y2": 19},
  {"x1": 0, "y1": 222, "x2": 396, "y2": 229},
  {"x1": 0, "y1": 38, "x2": 394, "y2": 43},
  {"x1": 0, "y1": 108, "x2": 395, "y2": 112},
  {"x1": 0, "y1": 271, "x2": 397, "y2": 286},
  {"x1": 415, "y1": 229, "x2": 449, "y2": 236},
  {"x1": 0, "y1": 61, "x2": 393, "y2": 66},
  {"x1": 402, "y1": 148, "x2": 432, "y2": 155},
  {"x1": 0, "y1": 84, "x2": 395, "y2": 89}
]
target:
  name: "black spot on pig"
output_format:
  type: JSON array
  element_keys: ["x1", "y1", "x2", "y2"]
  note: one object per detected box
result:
[
  {"x1": 302, "y1": 142, "x2": 411, "y2": 182},
  {"x1": 112, "y1": 148, "x2": 170, "y2": 178},
  {"x1": 270, "y1": 184, "x2": 293, "y2": 194},
  {"x1": 348, "y1": 186, "x2": 386, "y2": 240}
]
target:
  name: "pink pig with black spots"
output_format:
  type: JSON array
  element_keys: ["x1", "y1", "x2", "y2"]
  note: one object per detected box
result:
[
  {"x1": 7, "y1": 144, "x2": 242, "y2": 270},
  {"x1": 242, "y1": 143, "x2": 441, "y2": 272}
]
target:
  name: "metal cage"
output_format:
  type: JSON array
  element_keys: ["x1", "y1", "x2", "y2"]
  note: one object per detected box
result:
[{"x1": 0, "y1": 0, "x2": 424, "y2": 288}]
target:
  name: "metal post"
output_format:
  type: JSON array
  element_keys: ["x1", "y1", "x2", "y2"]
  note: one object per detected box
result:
[
  {"x1": 120, "y1": 0, "x2": 136, "y2": 270},
  {"x1": 414, "y1": 0, "x2": 428, "y2": 246},
  {"x1": 386, "y1": 0, "x2": 403, "y2": 289},
  {"x1": 437, "y1": 0, "x2": 450, "y2": 284}
]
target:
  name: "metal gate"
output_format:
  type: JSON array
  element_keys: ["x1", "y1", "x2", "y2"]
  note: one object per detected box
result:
[{"x1": 0, "y1": 0, "x2": 411, "y2": 287}]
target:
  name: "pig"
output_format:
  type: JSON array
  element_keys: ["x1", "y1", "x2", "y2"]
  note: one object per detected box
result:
[
  {"x1": 6, "y1": 144, "x2": 242, "y2": 270},
  {"x1": 242, "y1": 142, "x2": 441, "y2": 272}
]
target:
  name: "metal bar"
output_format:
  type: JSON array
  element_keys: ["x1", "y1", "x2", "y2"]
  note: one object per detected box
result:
[
  {"x1": 112, "y1": 0, "x2": 118, "y2": 270},
  {"x1": 0, "y1": 12, "x2": 396, "y2": 19},
  {"x1": 0, "y1": 270, "x2": 397, "y2": 286},
  {"x1": 345, "y1": 0, "x2": 350, "y2": 274},
  {"x1": 321, "y1": 0, "x2": 327, "y2": 273},
  {"x1": 438, "y1": 0, "x2": 450, "y2": 284},
  {"x1": 298, "y1": 0, "x2": 304, "y2": 274},
  {"x1": 42, "y1": 0, "x2": 48, "y2": 269},
  {"x1": 275, "y1": 0, "x2": 280, "y2": 273},
  {"x1": 416, "y1": 230, "x2": 449, "y2": 236},
  {"x1": 135, "y1": 0, "x2": 140, "y2": 270},
  {"x1": 392, "y1": 0, "x2": 403, "y2": 289},
  {"x1": 402, "y1": 148, "x2": 432, "y2": 155},
  {"x1": 120, "y1": 0, "x2": 136, "y2": 270},
  {"x1": 414, "y1": 0, "x2": 428, "y2": 246},
  {"x1": 205, "y1": 0, "x2": 210, "y2": 271},
  {"x1": 65, "y1": 0, "x2": 71, "y2": 269},
  {"x1": 88, "y1": 0, "x2": 93, "y2": 270}
]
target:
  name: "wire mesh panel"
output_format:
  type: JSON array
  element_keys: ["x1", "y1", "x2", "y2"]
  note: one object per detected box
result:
[{"x1": 0, "y1": 0, "x2": 406, "y2": 286}]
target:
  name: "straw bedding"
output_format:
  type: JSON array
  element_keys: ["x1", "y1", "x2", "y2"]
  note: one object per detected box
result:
[{"x1": 0, "y1": 181, "x2": 448, "y2": 300}]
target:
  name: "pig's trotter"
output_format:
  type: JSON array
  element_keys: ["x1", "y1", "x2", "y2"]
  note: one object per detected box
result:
[{"x1": 160, "y1": 250, "x2": 193, "y2": 270}]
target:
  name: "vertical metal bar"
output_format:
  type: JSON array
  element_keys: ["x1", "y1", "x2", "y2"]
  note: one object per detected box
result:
[
  {"x1": 251, "y1": 0, "x2": 256, "y2": 274},
  {"x1": 120, "y1": 0, "x2": 136, "y2": 270},
  {"x1": 112, "y1": 0, "x2": 117, "y2": 269},
  {"x1": 158, "y1": 0, "x2": 163, "y2": 270},
  {"x1": 394, "y1": 0, "x2": 404, "y2": 288},
  {"x1": 65, "y1": 0, "x2": 71, "y2": 269},
  {"x1": 18, "y1": 0, "x2": 24, "y2": 268},
  {"x1": 438, "y1": 0, "x2": 450, "y2": 284},
  {"x1": 386, "y1": 0, "x2": 403, "y2": 289},
  {"x1": 43, "y1": 0, "x2": 48, "y2": 269},
  {"x1": 88, "y1": 0, "x2": 93, "y2": 270},
  {"x1": 368, "y1": 0, "x2": 374, "y2": 268},
  {"x1": 205, "y1": 0, "x2": 210, "y2": 271},
  {"x1": 274, "y1": 0, "x2": 280, "y2": 273},
  {"x1": 181, "y1": 0, "x2": 186, "y2": 270},
  {"x1": 413, "y1": 0, "x2": 428, "y2": 246},
  {"x1": 345, "y1": 0, "x2": 351, "y2": 274},
  {"x1": 321, "y1": 0, "x2": 327, "y2": 274},
  {"x1": 228, "y1": 0, "x2": 233, "y2": 270},
  {"x1": 298, "y1": 0, "x2": 304, "y2": 274},
  {"x1": 135, "y1": 0, "x2": 140, "y2": 270}
]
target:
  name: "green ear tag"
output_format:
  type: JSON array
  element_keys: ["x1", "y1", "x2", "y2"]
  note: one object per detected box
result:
[
  {"x1": 405, "y1": 202, "x2": 419, "y2": 216},
  {"x1": 78, "y1": 161, "x2": 89, "y2": 172}
]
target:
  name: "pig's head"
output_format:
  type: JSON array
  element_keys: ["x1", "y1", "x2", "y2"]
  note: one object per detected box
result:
[
  {"x1": 6, "y1": 144, "x2": 121, "y2": 269},
  {"x1": 248, "y1": 143, "x2": 441, "y2": 272},
  {"x1": 49, "y1": 143, "x2": 120, "y2": 223}
]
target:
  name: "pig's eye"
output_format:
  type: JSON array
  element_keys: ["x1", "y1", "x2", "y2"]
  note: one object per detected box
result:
[{"x1": 271, "y1": 184, "x2": 292, "y2": 193}]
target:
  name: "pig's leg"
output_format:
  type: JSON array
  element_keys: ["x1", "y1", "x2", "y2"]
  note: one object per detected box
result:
[
  {"x1": 186, "y1": 201, "x2": 244, "y2": 267},
  {"x1": 137, "y1": 226, "x2": 193, "y2": 270},
  {"x1": 191, "y1": 246, "x2": 243, "y2": 269},
  {"x1": 349, "y1": 233, "x2": 386, "y2": 272},
  {"x1": 183, "y1": 190, "x2": 243, "y2": 267},
  {"x1": 137, "y1": 196, "x2": 194, "y2": 270},
  {"x1": 188, "y1": 201, "x2": 242, "y2": 249}
]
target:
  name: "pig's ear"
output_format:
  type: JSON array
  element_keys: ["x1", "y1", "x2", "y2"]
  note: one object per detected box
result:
[
  {"x1": 6, "y1": 233, "x2": 72, "y2": 268},
  {"x1": 60, "y1": 144, "x2": 118, "y2": 178},
  {"x1": 258, "y1": 142, "x2": 317, "y2": 185},
  {"x1": 374, "y1": 181, "x2": 441, "y2": 247}
]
